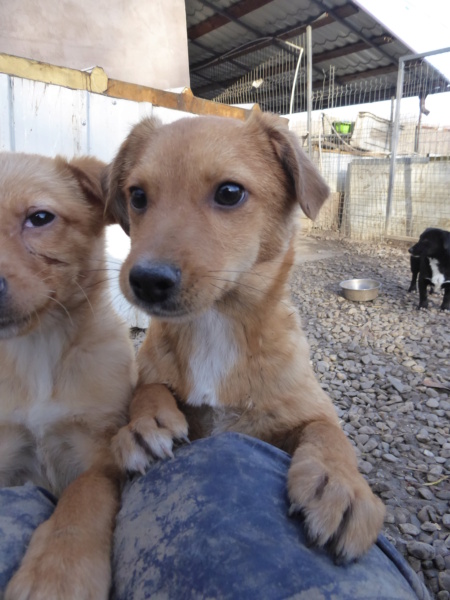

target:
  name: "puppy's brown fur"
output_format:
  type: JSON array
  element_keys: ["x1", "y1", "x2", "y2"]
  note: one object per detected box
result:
[
  {"x1": 106, "y1": 112, "x2": 385, "y2": 562},
  {"x1": 0, "y1": 153, "x2": 136, "y2": 599}
]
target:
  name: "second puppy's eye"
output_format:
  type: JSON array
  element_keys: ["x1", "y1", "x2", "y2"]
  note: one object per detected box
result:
[
  {"x1": 129, "y1": 187, "x2": 147, "y2": 211},
  {"x1": 214, "y1": 183, "x2": 247, "y2": 208},
  {"x1": 24, "y1": 211, "x2": 56, "y2": 228}
]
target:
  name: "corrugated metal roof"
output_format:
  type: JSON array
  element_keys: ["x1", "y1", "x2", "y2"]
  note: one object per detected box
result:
[{"x1": 185, "y1": 0, "x2": 448, "y2": 112}]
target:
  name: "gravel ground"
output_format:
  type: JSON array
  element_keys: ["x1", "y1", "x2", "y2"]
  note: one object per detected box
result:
[{"x1": 292, "y1": 232, "x2": 449, "y2": 599}]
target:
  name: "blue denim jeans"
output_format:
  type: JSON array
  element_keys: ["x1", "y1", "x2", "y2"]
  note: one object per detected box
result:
[{"x1": 1, "y1": 433, "x2": 429, "y2": 600}]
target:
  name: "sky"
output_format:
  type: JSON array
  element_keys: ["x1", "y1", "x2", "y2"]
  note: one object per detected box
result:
[
  {"x1": 308, "y1": 0, "x2": 450, "y2": 125},
  {"x1": 355, "y1": 0, "x2": 450, "y2": 79}
]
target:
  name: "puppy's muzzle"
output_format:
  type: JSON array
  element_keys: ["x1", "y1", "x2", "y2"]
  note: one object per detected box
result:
[{"x1": 129, "y1": 261, "x2": 181, "y2": 308}]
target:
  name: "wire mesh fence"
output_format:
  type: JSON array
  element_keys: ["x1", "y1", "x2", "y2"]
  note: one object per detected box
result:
[
  {"x1": 213, "y1": 34, "x2": 309, "y2": 114},
  {"x1": 213, "y1": 41, "x2": 450, "y2": 242}
]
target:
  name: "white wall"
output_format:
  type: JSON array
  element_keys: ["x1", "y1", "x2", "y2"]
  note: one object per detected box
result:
[{"x1": 0, "y1": 0, "x2": 190, "y2": 90}]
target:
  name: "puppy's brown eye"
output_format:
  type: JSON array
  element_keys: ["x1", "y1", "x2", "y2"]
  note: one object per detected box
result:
[
  {"x1": 129, "y1": 187, "x2": 147, "y2": 211},
  {"x1": 214, "y1": 183, "x2": 247, "y2": 208},
  {"x1": 25, "y1": 211, "x2": 55, "y2": 228}
]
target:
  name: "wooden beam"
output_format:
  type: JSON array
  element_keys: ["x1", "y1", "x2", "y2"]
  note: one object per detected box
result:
[
  {"x1": 105, "y1": 80, "x2": 255, "y2": 120},
  {"x1": 0, "y1": 53, "x2": 255, "y2": 121},
  {"x1": 0, "y1": 53, "x2": 107, "y2": 93}
]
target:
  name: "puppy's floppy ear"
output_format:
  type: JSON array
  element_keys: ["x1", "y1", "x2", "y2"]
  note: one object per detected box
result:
[
  {"x1": 62, "y1": 156, "x2": 117, "y2": 223},
  {"x1": 103, "y1": 117, "x2": 161, "y2": 235},
  {"x1": 246, "y1": 111, "x2": 329, "y2": 220}
]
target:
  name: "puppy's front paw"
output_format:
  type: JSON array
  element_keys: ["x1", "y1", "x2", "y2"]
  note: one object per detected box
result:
[
  {"x1": 288, "y1": 428, "x2": 385, "y2": 562},
  {"x1": 5, "y1": 519, "x2": 110, "y2": 600},
  {"x1": 112, "y1": 408, "x2": 189, "y2": 475}
]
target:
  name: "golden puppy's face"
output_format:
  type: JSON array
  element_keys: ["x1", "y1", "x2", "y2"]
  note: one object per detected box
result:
[
  {"x1": 0, "y1": 153, "x2": 107, "y2": 338},
  {"x1": 106, "y1": 113, "x2": 329, "y2": 319}
]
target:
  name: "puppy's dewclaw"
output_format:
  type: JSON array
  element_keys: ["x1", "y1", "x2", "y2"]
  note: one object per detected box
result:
[
  {"x1": 288, "y1": 435, "x2": 385, "y2": 562},
  {"x1": 105, "y1": 111, "x2": 385, "y2": 560},
  {"x1": 112, "y1": 382, "x2": 189, "y2": 473}
]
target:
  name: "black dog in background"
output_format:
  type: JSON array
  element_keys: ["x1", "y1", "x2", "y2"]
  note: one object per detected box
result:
[{"x1": 408, "y1": 227, "x2": 450, "y2": 310}]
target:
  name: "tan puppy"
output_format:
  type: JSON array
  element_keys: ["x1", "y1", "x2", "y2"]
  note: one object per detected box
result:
[
  {"x1": 0, "y1": 153, "x2": 136, "y2": 599},
  {"x1": 106, "y1": 112, "x2": 385, "y2": 562}
]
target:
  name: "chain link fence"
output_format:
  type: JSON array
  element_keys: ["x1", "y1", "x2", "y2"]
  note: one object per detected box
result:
[{"x1": 213, "y1": 40, "x2": 450, "y2": 241}]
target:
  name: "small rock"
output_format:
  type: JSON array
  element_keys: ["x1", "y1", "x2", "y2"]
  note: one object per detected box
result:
[
  {"x1": 407, "y1": 541, "x2": 436, "y2": 560},
  {"x1": 439, "y1": 571, "x2": 450, "y2": 593},
  {"x1": 421, "y1": 522, "x2": 441, "y2": 533},
  {"x1": 418, "y1": 487, "x2": 435, "y2": 501},
  {"x1": 387, "y1": 375, "x2": 405, "y2": 393},
  {"x1": 416, "y1": 428, "x2": 430, "y2": 442},
  {"x1": 382, "y1": 453, "x2": 399, "y2": 463},
  {"x1": 358, "y1": 460, "x2": 373, "y2": 474},
  {"x1": 399, "y1": 523, "x2": 420, "y2": 536}
]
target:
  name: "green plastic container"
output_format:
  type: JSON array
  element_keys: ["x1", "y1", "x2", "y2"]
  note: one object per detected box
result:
[{"x1": 333, "y1": 121, "x2": 353, "y2": 134}]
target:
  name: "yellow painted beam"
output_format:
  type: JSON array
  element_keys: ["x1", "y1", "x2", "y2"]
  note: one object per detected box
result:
[
  {"x1": 105, "y1": 79, "x2": 255, "y2": 120},
  {"x1": 0, "y1": 53, "x2": 107, "y2": 93},
  {"x1": 0, "y1": 52, "x2": 256, "y2": 120}
]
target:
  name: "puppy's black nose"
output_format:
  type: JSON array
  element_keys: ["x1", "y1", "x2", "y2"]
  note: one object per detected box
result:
[{"x1": 129, "y1": 262, "x2": 181, "y2": 305}]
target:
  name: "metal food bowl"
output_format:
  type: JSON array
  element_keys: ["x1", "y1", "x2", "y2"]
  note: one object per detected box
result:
[{"x1": 339, "y1": 278, "x2": 380, "y2": 302}]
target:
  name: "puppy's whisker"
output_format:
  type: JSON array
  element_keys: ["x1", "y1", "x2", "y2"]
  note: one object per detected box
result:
[
  {"x1": 81, "y1": 278, "x2": 120, "y2": 291},
  {"x1": 45, "y1": 296, "x2": 73, "y2": 326},
  {"x1": 32, "y1": 308, "x2": 42, "y2": 328},
  {"x1": 206, "y1": 276, "x2": 290, "y2": 309},
  {"x1": 74, "y1": 281, "x2": 95, "y2": 317},
  {"x1": 208, "y1": 282, "x2": 263, "y2": 320},
  {"x1": 206, "y1": 270, "x2": 288, "y2": 285},
  {"x1": 85, "y1": 268, "x2": 122, "y2": 274}
]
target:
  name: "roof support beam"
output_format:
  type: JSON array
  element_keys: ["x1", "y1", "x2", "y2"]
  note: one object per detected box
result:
[
  {"x1": 188, "y1": 0, "x2": 274, "y2": 40},
  {"x1": 309, "y1": 0, "x2": 397, "y2": 65},
  {"x1": 190, "y1": 2, "x2": 359, "y2": 71},
  {"x1": 313, "y1": 36, "x2": 393, "y2": 64}
]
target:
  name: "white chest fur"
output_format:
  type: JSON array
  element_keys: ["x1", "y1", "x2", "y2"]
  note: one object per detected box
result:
[
  {"x1": 1, "y1": 324, "x2": 70, "y2": 435},
  {"x1": 429, "y1": 258, "x2": 445, "y2": 287},
  {"x1": 187, "y1": 309, "x2": 238, "y2": 407}
]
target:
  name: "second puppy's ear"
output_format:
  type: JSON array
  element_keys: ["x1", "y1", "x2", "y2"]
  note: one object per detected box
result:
[
  {"x1": 63, "y1": 156, "x2": 115, "y2": 223},
  {"x1": 103, "y1": 117, "x2": 161, "y2": 235},
  {"x1": 247, "y1": 112, "x2": 329, "y2": 220}
]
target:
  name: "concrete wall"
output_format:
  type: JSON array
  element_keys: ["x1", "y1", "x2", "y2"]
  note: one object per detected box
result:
[{"x1": 0, "y1": 0, "x2": 190, "y2": 90}]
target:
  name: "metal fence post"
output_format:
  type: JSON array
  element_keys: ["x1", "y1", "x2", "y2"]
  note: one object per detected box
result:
[
  {"x1": 386, "y1": 46, "x2": 450, "y2": 236},
  {"x1": 385, "y1": 57, "x2": 404, "y2": 235},
  {"x1": 307, "y1": 25, "x2": 312, "y2": 159}
]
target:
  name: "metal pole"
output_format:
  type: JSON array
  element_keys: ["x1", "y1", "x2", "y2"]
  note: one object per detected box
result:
[
  {"x1": 307, "y1": 25, "x2": 312, "y2": 158},
  {"x1": 385, "y1": 57, "x2": 405, "y2": 235},
  {"x1": 385, "y1": 45, "x2": 450, "y2": 235}
]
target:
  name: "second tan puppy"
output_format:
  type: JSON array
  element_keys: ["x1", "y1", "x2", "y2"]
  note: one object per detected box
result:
[
  {"x1": 0, "y1": 153, "x2": 136, "y2": 599},
  {"x1": 106, "y1": 112, "x2": 385, "y2": 562}
]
